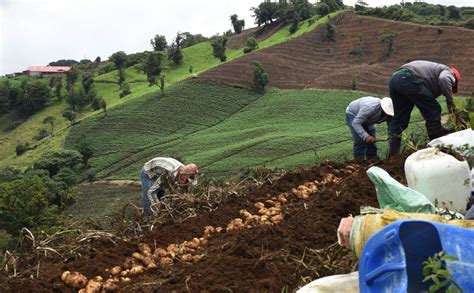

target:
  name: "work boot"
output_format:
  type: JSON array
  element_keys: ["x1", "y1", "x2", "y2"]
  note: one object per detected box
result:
[
  {"x1": 441, "y1": 126, "x2": 455, "y2": 136},
  {"x1": 426, "y1": 124, "x2": 444, "y2": 140},
  {"x1": 388, "y1": 135, "x2": 401, "y2": 158}
]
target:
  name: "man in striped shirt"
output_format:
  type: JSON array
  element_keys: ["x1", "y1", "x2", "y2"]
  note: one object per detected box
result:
[{"x1": 140, "y1": 157, "x2": 199, "y2": 216}]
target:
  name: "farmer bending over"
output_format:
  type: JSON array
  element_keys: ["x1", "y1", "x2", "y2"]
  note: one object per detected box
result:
[
  {"x1": 388, "y1": 60, "x2": 462, "y2": 157},
  {"x1": 140, "y1": 157, "x2": 199, "y2": 216},
  {"x1": 345, "y1": 96, "x2": 394, "y2": 161}
]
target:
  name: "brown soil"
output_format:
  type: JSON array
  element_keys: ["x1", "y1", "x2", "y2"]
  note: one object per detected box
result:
[
  {"x1": 200, "y1": 12, "x2": 474, "y2": 96},
  {"x1": 227, "y1": 22, "x2": 287, "y2": 50},
  {"x1": 1, "y1": 155, "x2": 408, "y2": 292}
]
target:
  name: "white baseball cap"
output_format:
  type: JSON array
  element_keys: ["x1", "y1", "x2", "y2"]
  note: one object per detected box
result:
[{"x1": 381, "y1": 97, "x2": 394, "y2": 116}]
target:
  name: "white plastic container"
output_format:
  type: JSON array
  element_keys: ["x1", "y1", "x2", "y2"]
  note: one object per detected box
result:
[{"x1": 405, "y1": 148, "x2": 471, "y2": 212}]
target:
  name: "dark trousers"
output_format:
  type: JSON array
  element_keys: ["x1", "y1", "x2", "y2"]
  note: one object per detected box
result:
[{"x1": 388, "y1": 72, "x2": 443, "y2": 155}]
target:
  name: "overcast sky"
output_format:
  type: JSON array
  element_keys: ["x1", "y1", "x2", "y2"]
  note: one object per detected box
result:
[{"x1": 0, "y1": 0, "x2": 472, "y2": 75}]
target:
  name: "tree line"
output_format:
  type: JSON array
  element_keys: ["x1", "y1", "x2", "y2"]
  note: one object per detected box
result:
[{"x1": 355, "y1": 1, "x2": 474, "y2": 29}]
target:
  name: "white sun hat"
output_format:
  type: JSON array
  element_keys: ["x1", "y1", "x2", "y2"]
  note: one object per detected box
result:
[{"x1": 381, "y1": 97, "x2": 394, "y2": 116}]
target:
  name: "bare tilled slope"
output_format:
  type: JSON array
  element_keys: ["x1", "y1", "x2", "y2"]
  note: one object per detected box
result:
[{"x1": 199, "y1": 12, "x2": 474, "y2": 96}]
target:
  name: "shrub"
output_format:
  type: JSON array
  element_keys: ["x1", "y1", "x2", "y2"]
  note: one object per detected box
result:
[
  {"x1": 33, "y1": 149, "x2": 82, "y2": 176},
  {"x1": 63, "y1": 110, "x2": 76, "y2": 125},
  {"x1": 33, "y1": 128, "x2": 50, "y2": 141},
  {"x1": 251, "y1": 61, "x2": 269, "y2": 93},
  {"x1": 351, "y1": 76, "x2": 357, "y2": 90},
  {"x1": 289, "y1": 19, "x2": 299, "y2": 34},
  {"x1": 15, "y1": 143, "x2": 29, "y2": 156},
  {"x1": 325, "y1": 23, "x2": 336, "y2": 41},
  {"x1": 243, "y1": 37, "x2": 259, "y2": 54}
]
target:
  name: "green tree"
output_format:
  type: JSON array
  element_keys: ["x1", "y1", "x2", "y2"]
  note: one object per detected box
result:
[
  {"x1": 120, "y1": 82, "x2": 131, "y2": 98},
  {"x1": 0, "y1": 176, "x2": 65, "y2": 235},
  {"x1": 230, "y1": 14, "x2": 245, "y2": 34},
  {"x1": 118, "y1": 68, "x2": 125, "y2": 86},
  {"x1": 94, "y1": 56, "x2": 101, "y2": 63},
  {"x1": 63, "y1": 110, "x2": 76, "y2": 125},
  {"x1": 43, "y1": 116, "x2": 56, "y2": 134},
  {"x1": 144, "y1": 51, "x2": 164, "y2": 86},
  {"x1": 447, "y1": 5, "x2": 461, "y2": 20},
  {"x1": 66, "y1": 88, "x2": 79, "y2": 111},
  {"x1": 82, "y1": 73, "x2": 94, "y2": 94},
  {"x1": 109, "y1": 51, "x2": 128, "y2": 85},
  {"x1": 379, "y1": 30, "x2": 398, "y2": 57},
  {"x1": 65, "y1": 66, "x2": 79, "y2": 92},
  {"x1": 0, "y1": 79, "x2": 11, "y2": 113},
  {"x1": 159, "y1": 75, "x2": 166, "y2": 96},
  {"x1": 168, "y1": 33, "x2": 183, "y2": 66},
  {"x1": 211, "y1": 36, "x2": 228, "y2": 62},
  {"x1": 109, "y1": 51, "x2": 128, "y2": 70},
  {"x1": 251, "y1": 61, "x2": 269, "y2": 93},
  {"x1": 251, "y1": 2, "x2": 280, "y2": 26},
  {"x1": 34, "y1": 149, "x2": 82, "y2": 176},
  {"x1": 75, "y1": 139, "x2": 94, "y2": 167},
  {"x1": 464, "y1": 18, "x2": 474, "y2": 29},
  {"x1": 150, "y1": 34, "x2": 168, "y2": 51},
  {"x1": 55, "y1": 78, "x2": 63, "y2": 101},
  {"x1": 180, "y1": 32, "x2": 208, "y2": 48},
  {"x1": 17, "y1": 79, "x2": 52, "y2": 116}
]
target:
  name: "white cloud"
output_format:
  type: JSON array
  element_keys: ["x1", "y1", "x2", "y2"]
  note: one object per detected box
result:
[{"x1": 0, "y1": 0, "x2": 471, "y2": 75}]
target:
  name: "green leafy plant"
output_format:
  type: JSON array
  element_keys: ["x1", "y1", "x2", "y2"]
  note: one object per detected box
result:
[
  {"x1": 422, "y1": 251, "x2": 462, "y2": 293},
  {"x1": 379, "y1": 30, "x2": 398, "y2": 57}
]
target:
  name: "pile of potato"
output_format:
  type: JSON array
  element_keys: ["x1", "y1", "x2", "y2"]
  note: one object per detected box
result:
[
  {"x1": 61, "y1": 174, "x2": 344, "y2": 291},
  {"x1": 61, "y1": 237, "x2": 209, "y2": 291}
]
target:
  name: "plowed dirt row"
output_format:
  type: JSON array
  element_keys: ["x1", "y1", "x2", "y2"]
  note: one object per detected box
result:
[
  {"x1": 2, "y1": 156, "x2": 408, "y2": 292},
  {"x1": 200, "y1": 12, "x2": 474, "y2": 96}
]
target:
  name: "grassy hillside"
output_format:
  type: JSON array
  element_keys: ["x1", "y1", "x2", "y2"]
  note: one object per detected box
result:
[
  {"x1": 66, "y1": 80, "x2": 429, "y2": 180},
  {"x1": 0, "y1": 14, "x2": 337, "y2": 170}
]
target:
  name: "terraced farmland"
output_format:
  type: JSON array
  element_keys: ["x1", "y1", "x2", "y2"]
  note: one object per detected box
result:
[{"x1": 199, "y1": 12, "x2": 474, "y2": 96}]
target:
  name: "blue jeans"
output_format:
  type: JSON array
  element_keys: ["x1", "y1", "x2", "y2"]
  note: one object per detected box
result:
[
  {"x1": 140, "y1": 169, "x2": 166, "y2": 216},
  {"x1": 140, "y1": 169, "x2": 153, "y2": 216},
  {"x1": 345, "y1": 112, "x2": 377, "y2": 160}
]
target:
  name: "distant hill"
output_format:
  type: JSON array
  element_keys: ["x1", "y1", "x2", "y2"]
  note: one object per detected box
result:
[{"x1": 199, "y1": 12, "x2": 474, "y2": 96}]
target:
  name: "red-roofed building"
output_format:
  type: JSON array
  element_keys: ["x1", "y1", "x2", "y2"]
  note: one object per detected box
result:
[{"x1": 23, "y1": 66, "x2": 71, "y2": 78}]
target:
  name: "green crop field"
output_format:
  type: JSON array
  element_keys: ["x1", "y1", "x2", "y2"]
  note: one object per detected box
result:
[{"x1": 66, "y1": 80, "x2": 430, "y2": 181}]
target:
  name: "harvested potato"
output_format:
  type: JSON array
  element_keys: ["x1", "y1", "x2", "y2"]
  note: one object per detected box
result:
[
  {"x1": 138, "y1": 243, "x2": 152, "y2": 256},
  {"x1": 120, "y1": 277, "x2": 132, "y2": 283},
  {"x1": 61, "y1": 271, "x2": 88, "y2": 289},
  {"x1": 198, "y1": 237, "x2": 208, "y2": 246},
  {"x1": 129, "y1": 265, "x2": 144, "y2": 275},
  {"x1": 153, "y1": 248, "x2": 168, "y2": 258},
  {"x1": 123, "y1": 257, "x2": 137, "y2": 269},
  {"x1": 271, "y1": 214, "x2": 284, "y2": 223},
  {"x1": 103, "y1": 280, "x2": 120, "y2": 292},
  {"x1": 255, "y1": 202, "x2": 265, "y2": 209},
  {"x1": 181, "y1": 253, "x2": 194, "y2": 262},
  {"x1": 84, "y1": 278, "x2": 102, "y2": 293},
  {"x1": 215, "y1": 227, "x2": 223, "y2": 233},
  {"x1": 160, "y1": 257, "x2": 173, "y2": 267},
  {"x1": 110, "y1": 266, "x2": 121, "y2": 276}
]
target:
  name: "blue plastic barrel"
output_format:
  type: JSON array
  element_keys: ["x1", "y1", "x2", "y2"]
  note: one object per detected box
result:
[{"x1": 359, "y1": 220, "x2": 474, "y2": 292}]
